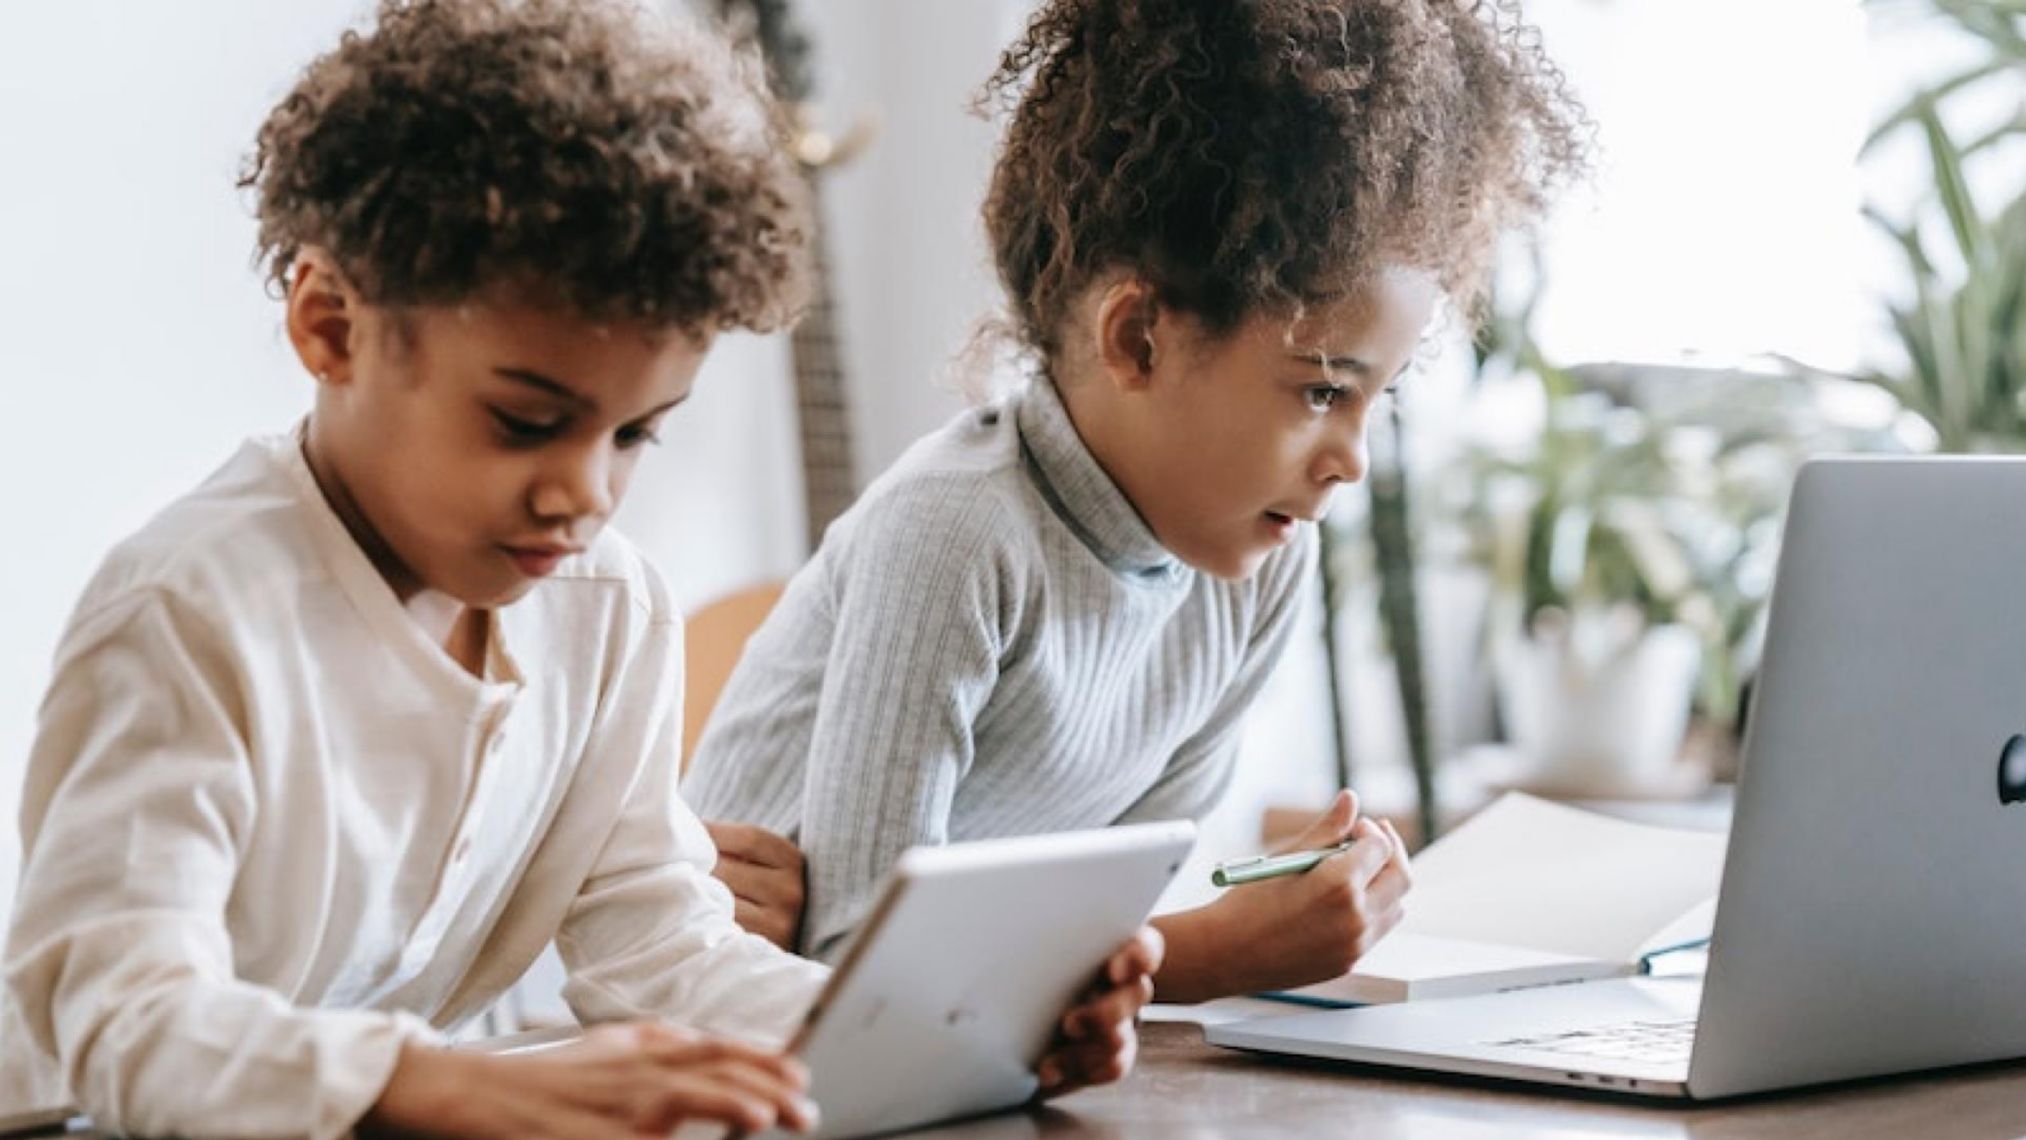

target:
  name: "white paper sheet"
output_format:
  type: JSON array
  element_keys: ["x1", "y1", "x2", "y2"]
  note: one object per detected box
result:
[{"x1": 1384, "y1": 792, "x2": 1727, "y2": 963}]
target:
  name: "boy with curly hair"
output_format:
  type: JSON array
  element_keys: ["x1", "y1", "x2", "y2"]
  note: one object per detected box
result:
[
  {"x1": 0, "y1": 2, "x2": 1155, "y2": 1136},
  {"x1": 688, "y1": 0, "x2": 1590, "y2": 1001}
]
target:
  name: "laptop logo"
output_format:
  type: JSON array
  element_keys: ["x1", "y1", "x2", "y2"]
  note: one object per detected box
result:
[{"x1": 2001, "y1": 735, "x2": 2026, "y2": 805}]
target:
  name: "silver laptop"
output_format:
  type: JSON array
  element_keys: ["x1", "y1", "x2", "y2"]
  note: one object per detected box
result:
[{"x1": 1208, "y1": 456, "x2": 2026, "y2": 1099}]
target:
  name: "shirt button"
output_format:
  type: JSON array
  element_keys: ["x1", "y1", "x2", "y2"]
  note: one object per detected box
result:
[{"x1": 453, "y1": 837, "x2": 473, "y2": 863}]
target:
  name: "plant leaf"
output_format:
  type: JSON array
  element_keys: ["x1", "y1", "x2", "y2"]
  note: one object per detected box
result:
[
  {"x1": 1917, "y1": 97, "x2": 1990, "y2": 264},
  {"x1": 1862, "y1": 58, "x2": 2014, "y2": 154}
]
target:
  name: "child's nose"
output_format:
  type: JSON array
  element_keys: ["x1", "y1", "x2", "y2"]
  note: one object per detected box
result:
[
  {"x1": 1315, "y1": 426, "x2": 1369, "y2": 486},
  {"x1": 532, "y1": 447, "x2": 615, "y2": 521}
]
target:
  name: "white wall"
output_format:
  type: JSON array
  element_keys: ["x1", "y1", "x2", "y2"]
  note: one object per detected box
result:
[
  {"x1": 1525, "y1": 0, "x2": 1873, "y2": 372},
  {"x1": 794, "y1": 0, "x2": 1020, "y2": 478},
  {"x1": 1, "y1": 1, "x2": 348, "y2": 913}
]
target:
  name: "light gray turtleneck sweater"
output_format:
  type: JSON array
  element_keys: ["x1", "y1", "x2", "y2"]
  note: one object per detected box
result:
[{"x1": 683, "y1": 379, "x2": 1315, "y2": 961}]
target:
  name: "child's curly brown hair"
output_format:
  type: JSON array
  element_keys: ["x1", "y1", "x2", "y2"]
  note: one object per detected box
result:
[
  {"x1": 241, "y1": 0, "x2": 809, "y2": 335},
  {"x1": 983, "y1": 0, "x2": 1591, "y2": 361}
]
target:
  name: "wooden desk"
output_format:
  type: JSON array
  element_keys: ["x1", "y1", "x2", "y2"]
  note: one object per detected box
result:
[
  {"x1": 907, "y1": 1021, "x2": 2026, "y2": 1139},
  {"x1": 22, "y1": 1021, "x2": 2023, "y2": 1139}
]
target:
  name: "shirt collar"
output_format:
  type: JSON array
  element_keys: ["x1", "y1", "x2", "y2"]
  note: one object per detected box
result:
[
  {"x1": 273, "y1": 421, "x2": 523, "y2": 706},
  {"x1": 1014, "y1": 379, "x2": 1183, "y2": 582}
]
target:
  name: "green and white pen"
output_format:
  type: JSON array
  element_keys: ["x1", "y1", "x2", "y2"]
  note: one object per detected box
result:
[{"x1": 1210, "y1": 837, "x2": 1358, "y2": 887}]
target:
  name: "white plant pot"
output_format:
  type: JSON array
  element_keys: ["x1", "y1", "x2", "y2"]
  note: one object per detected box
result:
[{"x1": 1495, "y1": 616, "x2": 1701, "y2": 796}]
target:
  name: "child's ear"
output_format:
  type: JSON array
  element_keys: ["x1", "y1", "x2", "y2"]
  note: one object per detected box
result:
[
  {"x1": 285, "y1": 251, "x2": 357, "y2": 387},
  {"x1": 1094, "y1": 278, "x2": 1160, "y2": 391}
]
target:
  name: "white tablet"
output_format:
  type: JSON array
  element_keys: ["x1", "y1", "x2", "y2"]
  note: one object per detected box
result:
[{"x1": 758, "y1": 820, "x2": 1196, "y2": 1140}]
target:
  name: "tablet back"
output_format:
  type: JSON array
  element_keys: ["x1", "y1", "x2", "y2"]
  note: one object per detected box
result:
[{"x1": 778, "y1": 821, "x2": 1195, "y2": 1140}]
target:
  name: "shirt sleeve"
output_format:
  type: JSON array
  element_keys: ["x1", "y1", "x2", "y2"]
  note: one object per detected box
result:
[
  {"x1": 2, "y1": 591, "x2": 436, "y2": 1140},
  {"x1": 556, "y1": 610, "x2": 829, "y2": 1048},
  {"x1": 793, "y1": 484, "x2": 1010, "y2": 963},
  {"x1": 1115, "y1": 526, "x2": 1318, "y2": 824}
]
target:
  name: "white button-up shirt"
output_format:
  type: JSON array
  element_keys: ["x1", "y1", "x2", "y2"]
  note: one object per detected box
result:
[{"x1": 1, "y1": 431, "x2": 826, "y2": 1138}]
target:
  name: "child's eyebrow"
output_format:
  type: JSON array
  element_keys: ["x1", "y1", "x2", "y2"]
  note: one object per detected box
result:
[
  {"x1": 1288, "y1": 351, "x2": 1371, "y2": 376},
  {"x1": 494, "y1": 366, "x2": 692, "y2": 423},
  {"x1": 495, "y1": 367, "x2": 595, "y2": 411},
  {"x1": 1287, "y1": 354, "x2": 1413, "y2": 387}
]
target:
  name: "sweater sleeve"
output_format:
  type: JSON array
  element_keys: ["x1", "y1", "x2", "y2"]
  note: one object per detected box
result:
[
  {"x1": 556, "y1": 611, "x2": 828, "y2": 1047},
  {"x1": 3, "y1": 592, "x2": 435, "y2": 1140},
  {"x1": 1115, "y1": 526, "x2": 1318, "y2": 824},
  {"x1": 793, "y1": 481, "x2": 1012, "y2": 962}
]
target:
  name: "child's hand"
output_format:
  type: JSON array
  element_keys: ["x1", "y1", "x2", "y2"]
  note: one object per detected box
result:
[
  {"x1": 1223, "y1": 790, "x2": 1410, "y2": 988},
  {"x1": 1033, "y1": 926, "x2": 1164, "y2": 1100},
  {"x1": 363, "y1": 1021, "x2": 816, "y2": 1138},
  {"x1": 705, "y1": 820, "x2": 808, "y2": 951},
  {"x1": 1156, "y1": 790, "x2": 1413, "y2": 1002}
]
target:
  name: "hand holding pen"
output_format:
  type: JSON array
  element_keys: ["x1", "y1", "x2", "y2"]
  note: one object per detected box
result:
[
  {"x1": 1211, "y1": 796, "x2": 1412, "y2": 887},
  {"x1": 1212, "y1": 837, "x2": 1359, "y2": 887},
  {"x1": 1183, "y1": 790, "x2": 1413, "y2": 997}
]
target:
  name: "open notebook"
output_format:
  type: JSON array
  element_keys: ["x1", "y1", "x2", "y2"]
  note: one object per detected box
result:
[{"x1": 1276, "y1": 792, "x2": 1725, "y2": 1006}]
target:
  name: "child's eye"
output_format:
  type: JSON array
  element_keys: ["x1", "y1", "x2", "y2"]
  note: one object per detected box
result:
[
  {"x1": 615, "y1": 421, "x2": 664, "y2": 450},
  {"x1": 490, "y1": 408, "x2": 564, "y2": 443},
  {"x1": 1303, "y1": 384, "x2": 1351, "y2": 412}
]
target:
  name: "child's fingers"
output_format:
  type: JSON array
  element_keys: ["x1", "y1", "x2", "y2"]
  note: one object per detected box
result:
[
  {"x1": 1056, "y1": 1047, "x2": 1131, "y2": 1093},
  {"x1": 1065, "y1": 978, "x2": 1151, "y2": 1041},
  {"x1": 1284, "y1": 789, "x2": 1360, "y2": 851},
  {"x1": 730, "y1": 898, "x2": 798, "y2": 951},
  {"x1": 1063, "y1": 999, "x2": 1137, "y2": 1048},
  {"x1": 629, "y1": 1020, "x2": 700, "y2": 1050},
  {"x1": 686, "y1": 1060, "x2": 820, "y2": 1133},
  {"x1": 716, "y1": 856, "x2": 804, "y2": 912},
  {"x1": 704, "y1": 820, "x2": 804, "y2": 870},
  {"x1": 1037, "y1": 1029, "x2": 1139, "y2": 1098},
  {"x1": 1364, "y1": 863, "x2": 1411, "y2": 918},
  {"x1": 641, "y1": 1030, "x2": 808, "y2": 1086},
  {"x1": 1368, "y1": 822, "x2": 1414, "y2": 907},
  {"x1": 1318, "y1": 821, "x2": 1392, "y2": 888},
  {"x1": 551, "y1": 1103, "x2": 650, "y2": 1140},
  {"x1": 1379, "y1": 818, "x2": 1413, "y2": 881},
  {"x1": 1035, "y1": 1056, "x2": 1064, "y2": 1095},
  {"x1": 1106, "y1": 925, "x2": 1165, "y2": 984},
  {"x1": 644, "y1": 1072, "x2": 788, "y2": 1135}
]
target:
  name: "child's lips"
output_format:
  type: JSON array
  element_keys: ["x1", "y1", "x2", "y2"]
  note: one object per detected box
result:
[
  {"x1": 1265, "y1": 499, "x2": 1331, "y2": 525},
  {"x1": 500, "y1": 543, "x2": 580, "y2": 577},
  {"x1": 1261, "y1": 511, "x2": 1298, "y2": 541},
  {"x1": 1261, "y1": 506, "x2": 1326, "y2": 543}
]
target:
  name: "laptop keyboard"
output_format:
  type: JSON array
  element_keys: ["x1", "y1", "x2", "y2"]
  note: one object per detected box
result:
[{"x1": 1483, "y1": 1018, "x2": 1696, "y2": 1065}]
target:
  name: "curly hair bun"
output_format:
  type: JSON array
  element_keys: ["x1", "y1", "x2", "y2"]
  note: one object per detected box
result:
[
  {"x1": 983, "y1": 0, "x2": 1590, "y2": 360},
  {"x1": 242, "y1": 0, "x2": 812, "y2": 334}
]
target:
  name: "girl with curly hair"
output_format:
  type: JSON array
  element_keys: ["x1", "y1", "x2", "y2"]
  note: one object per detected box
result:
[
  {"x1": 688, "y1": 0, "x2": 1589, "y2": 1003},
  {"x1": 0, "y1": 2, "x2": 1155, "y2": 1135}
]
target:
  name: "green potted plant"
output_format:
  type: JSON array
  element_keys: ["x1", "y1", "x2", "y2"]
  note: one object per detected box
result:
[
  {"x1": 1450, "y1": 356, "x2": 1905, "y2": 794},
  {"x1": 1792, "y1": 0, "x2": 2023, "y2": 451}
]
